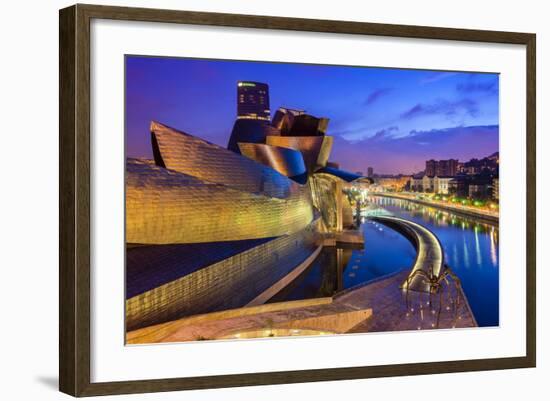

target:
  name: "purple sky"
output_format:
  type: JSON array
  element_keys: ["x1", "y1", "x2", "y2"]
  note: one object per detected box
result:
[{"x1": 126, "y1": 56, "x2": 499, "y2": 174}]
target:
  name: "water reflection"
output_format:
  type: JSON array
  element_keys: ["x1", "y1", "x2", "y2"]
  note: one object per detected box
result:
[
  {"x1": 271, "y1": 220, "x2": 416, "y2": 302},
  {"x1": 367, "y1": 196, "x2": 499, "y2": 327},
  {"x1": 272, "y1": 195, "x2": 499, "y2": 327}
]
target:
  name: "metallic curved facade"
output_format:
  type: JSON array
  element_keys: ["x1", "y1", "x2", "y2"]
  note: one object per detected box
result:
[
  {"x1": 126, "y1": 219, "x2": 321, "y2": 330},
  {"x1": 310, "y1": 173, "x2": 342, "y2": 231},
  {"x1": 316, "y1": 166, "x2": 366, "y2": 183},
  {"x1": 238, "y1": 142, "x2": 307, "y2": 184},
  {"x1": 286, "y1": 114, "x2": 329, "y2": 136},
  {"x1": 151, "y1": 121, "x2": 295, "y2": 199},
  {"x1": 125, "y1": 78, "x2": 374, "y2": 337},
  {"x1": 126, "y1": 158, "x2": 314, "y2": 244},
  {"x1": 226, "y1": 119, "x2": 280, "y2": 153},
  {"x1": 271, "y1": 107, "x2": 328, "y2": 136},
  {"x1": 266, "y1": 135, "x2": 333, "y2": 173},
  {"x1": 271, "y1": 107, "x2": 304, "y2": 135},
  {"x1": 309, "y1": 172, "x2": 355, "y2": 231}
]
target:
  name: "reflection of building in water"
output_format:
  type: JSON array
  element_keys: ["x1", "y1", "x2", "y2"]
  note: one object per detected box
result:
[
  {"x1": 266, "y1": 246, "x2": 353, "y2": 304},
  {"x1": 126, "y1": 82, "x2": 373, "y2": 330}
]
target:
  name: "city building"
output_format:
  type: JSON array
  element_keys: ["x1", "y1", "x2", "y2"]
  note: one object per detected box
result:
[
  {"x1": 352, "y1": 176, "x2": 374, "y2": 191},
  {"x1": 375, "y1": 175, "x2": 411, "y2": 192},
  {"x1": 409, "y1": 174, "x2": 450, "y2": 194},
  {"x1": 449, "y1": 175, "x2": 470, "y2": 197},
  {"x1": 422, "y1": 175, "x2": 434, "y2": 192},
  {"x1": 469, "y1": 183, "x2": 492, "y2": 199},
  {"x1": 433, "y1": 176, "x2": 453, "y2": 195},
  {"x1": 237, "y1": 81, "x2": 271, "y2": 121},
  {"x1": 487, "y1": 151, "x2": 499, "y2": 163},
  {"x1": 412, "y1": 153, "x2": 499, "y2": 198},
  {"x1": 448, "y1": 173, "x2": 495, "y2": 199},
  {"x1": 425, "y1": 159, "x2": 459, "y2": 177},
  {"x1": 493, "y1": 177, "x2": 499, "y2": 200},
  {"x1": 410, "y1": 174, "x2": 424, "y2": 191},
  {"x1": 367, "y1": 167, "x2": 374, "y2": 178},
  {"x1": 459, "y1": 153, "x2": 498, "y2": 175}
]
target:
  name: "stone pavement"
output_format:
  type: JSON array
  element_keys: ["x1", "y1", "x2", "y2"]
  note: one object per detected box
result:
[
  {"x1": 127, "y1": 269, "x2": 476, "y2": 344},
  {"x1": 339, "y1": 270, "x2": 476, "y2": 333}
]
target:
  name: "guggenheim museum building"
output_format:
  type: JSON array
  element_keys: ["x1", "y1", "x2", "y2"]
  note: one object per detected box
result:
[{"x1": 125, "y1": 81, "x2": 370, "y2": 331}]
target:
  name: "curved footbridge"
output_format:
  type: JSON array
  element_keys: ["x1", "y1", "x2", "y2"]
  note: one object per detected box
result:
[{"x1": 369, "y1": 215, "x2": 444, "y2": 293}]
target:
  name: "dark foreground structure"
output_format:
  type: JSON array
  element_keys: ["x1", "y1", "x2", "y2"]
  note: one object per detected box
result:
[{"x1": 126, "y1": 99, "x2": 369, "y2": 331}]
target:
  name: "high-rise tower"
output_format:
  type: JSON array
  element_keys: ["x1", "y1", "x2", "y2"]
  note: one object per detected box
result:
[{"x1": 237, "y1": 81, "x2": 271, "y2": 121}]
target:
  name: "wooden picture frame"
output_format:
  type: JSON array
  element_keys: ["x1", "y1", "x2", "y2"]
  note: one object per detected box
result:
[{"x1": 59, "y1": 3, "x2": 536, "y2": 397}]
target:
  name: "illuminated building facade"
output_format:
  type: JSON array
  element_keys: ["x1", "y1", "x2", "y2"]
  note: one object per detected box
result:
[
  {"x1": 375, "y1": 175, "x2": 412, "y2": 192},
  {"x1": 433, "y1": 176, "x2": 453, "y2": 194},
  {"x1": 126, "y1": 86, "x2": 371, "y2": 331},
  {"x1": 237, "y1": 81, "x2": 271, "y2": 121},
  {"x1": 237, "y1": 142, "x2": 308, "y2": 184},
  {"x1": 493, "y1": 177, "x2": 499, "y2": 200}
]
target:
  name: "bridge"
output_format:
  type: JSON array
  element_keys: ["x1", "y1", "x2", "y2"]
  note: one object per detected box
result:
[{"x1": 369, "y1": 215, "x2": 444, "y2": 293}]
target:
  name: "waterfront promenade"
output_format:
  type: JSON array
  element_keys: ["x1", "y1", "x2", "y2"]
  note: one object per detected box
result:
[
  {"x1": 127, "y1": 269, "x2": 475, "y2": 343},
  {"x1": 373, "y1": 192, "x2": 499, "y2": 224}
]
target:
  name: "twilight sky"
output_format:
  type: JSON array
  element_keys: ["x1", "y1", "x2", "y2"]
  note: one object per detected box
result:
[{"x1": 126, "y1": 56, "x2": 499, "y2": 174}]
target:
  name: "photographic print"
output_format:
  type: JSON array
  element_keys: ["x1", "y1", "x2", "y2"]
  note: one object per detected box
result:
[{"x1": 124, "y1": 56, "x2": 499, "y2": 345}]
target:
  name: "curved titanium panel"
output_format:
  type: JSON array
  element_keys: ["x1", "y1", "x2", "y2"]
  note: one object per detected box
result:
[
  {"x1": 226, "y1": 119, "x2": 280, "y2": 153},
  {"x1": 151, "y1": 121, "x2": 296, "y2": 199},
  {"x1": 309, "y1": 172, "x2": 355, "y2": 231},
  {"x1": 309, "y1": 173, "x2": 341, "y2": 231},
  {"x1": 287, "y1": 114, "x2": 329, "y2": 136},
  {"x1": 266, "y1": 135, "x2": 333, "y2": 173},
  {"x1": 342, "y1": 199, "x2": 354, "y2": 228},
  {"x1": 238, "y1": 142, "x2": 307, "y2": 184},
  {"x1": 271, "y1": 108, "x2": 328, "y2": 136},
  {"x1": 125, "y1": 219, "x2": 321, "y2": 330},
  {"x1": 271, "y1": 107, "x2": 304, "y2": 135},
  {"x1": 316, "y1": 166, "x2": 366, "y2": 183},
  {"x1": 126, "y1": 158, "x2": 314, "y2": 244}
]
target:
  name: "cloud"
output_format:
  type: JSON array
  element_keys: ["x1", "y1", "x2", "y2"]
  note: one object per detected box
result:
[
  {"x1": 420, "y1": 72, "x2": 458, "y2": 84},
  {"x1": 329, "y1": 125, "x2": 498, "y2": 174},
  {"x1": 400, "y1": 98, "x2": 479, "y2": 120},
  {"x1": 456, "y1": 81, "x2": 498, "y2": 95},
  {"x1": 364, "y1": 88, "x2": 393, "y2": 106},
  {"x1": 370, "y1": 126, "x2": 399, "y2": 141}
]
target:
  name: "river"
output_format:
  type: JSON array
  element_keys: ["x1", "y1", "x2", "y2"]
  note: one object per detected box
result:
[{"x1": 270, "y1": 195, "x2": 499, "y2": 327}]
